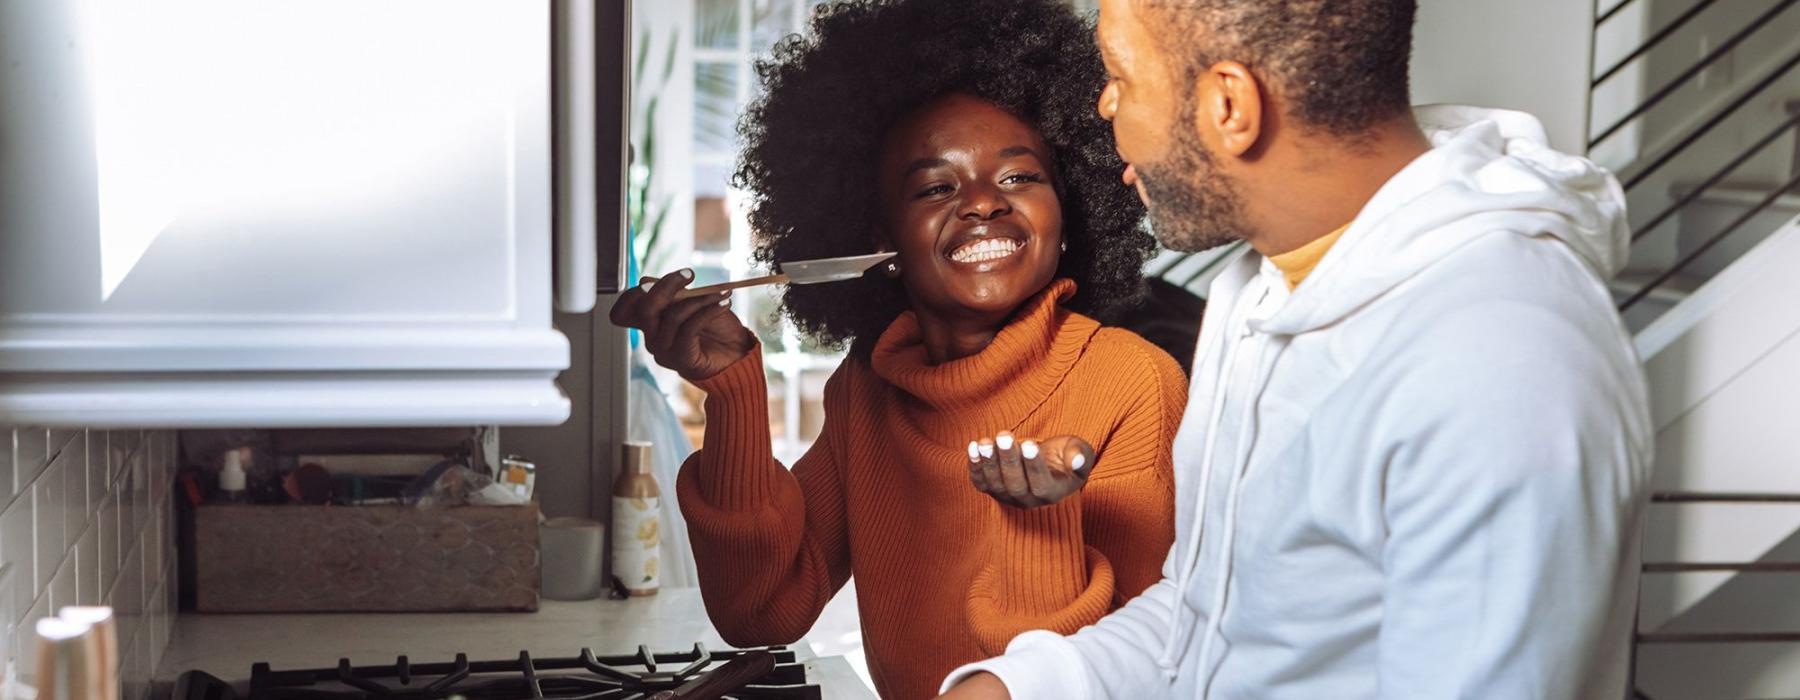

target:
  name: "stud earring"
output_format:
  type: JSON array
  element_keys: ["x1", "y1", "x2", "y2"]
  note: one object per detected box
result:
[
  {"x1": 1060, "y1": 241, "x2": 1068, "y2": 253},
  {"x1": 883, "y1": 260, "x2": 901, "y2": 278}
]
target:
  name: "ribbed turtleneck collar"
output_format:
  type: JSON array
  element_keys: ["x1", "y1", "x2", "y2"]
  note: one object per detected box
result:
[{"x1": 870, "y1": 278, "x2": 1098, "y2": 427}]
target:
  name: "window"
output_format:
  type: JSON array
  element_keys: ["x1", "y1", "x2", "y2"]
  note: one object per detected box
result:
[{"x1": 632, "y1": 0, "x2": 840, "y2": 465}]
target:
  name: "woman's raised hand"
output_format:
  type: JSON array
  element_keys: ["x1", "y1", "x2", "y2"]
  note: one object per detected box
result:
[
  {"x1": 966, "y1": 432, "x2": 1096, "y2": 508},
  {"x1": 609, "y1": 270, "x2": 757, "y2": 381}
]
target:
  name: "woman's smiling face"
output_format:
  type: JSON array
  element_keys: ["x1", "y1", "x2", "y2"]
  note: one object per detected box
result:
[{"x1": 877, "y1": 94, "x2": 1064, "y2": 322}]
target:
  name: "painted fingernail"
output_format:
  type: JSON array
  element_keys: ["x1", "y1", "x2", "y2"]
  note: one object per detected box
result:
[
  {"x1": 638, "y1": 281, "x2": 654, "y2": 292},
  {"x1": 678, "y1": 268, "x2": 694, "y2": 279},
  {"x1": 967, "y1": 441, "x2": 981, "y2": 462},
  {"x1": 1070, "y1": 453, "x2": 1086, "y2": 471},
  {"x1": 717, "y1": 296, "x2": 731, "y2": 307},
  {"x1": 995, "y1": 432, "x2": 1014, "y2": 450},
  {"x1": 1020, "y1": 440, "x2": 1039, "y2": 459},
  {"x1": 977, "y1": 442, "x2": 995, "y2": 459}
]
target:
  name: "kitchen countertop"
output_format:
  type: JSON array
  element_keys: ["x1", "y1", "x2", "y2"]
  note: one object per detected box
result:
[{"x1": 154, "y1": 587, "x2": 875, "y2": 699}]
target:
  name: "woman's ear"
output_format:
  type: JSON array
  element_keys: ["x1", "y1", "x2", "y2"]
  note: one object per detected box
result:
[{"x1": 873, "y1": 230, "x2": 903, "y2": 278}]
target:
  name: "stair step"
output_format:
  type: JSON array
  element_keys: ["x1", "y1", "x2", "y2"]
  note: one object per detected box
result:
[
  {"x1": 1669, "y1": 183, "x2": 1800, "y2": 211},
  {"x1": 1613, "y1": 271, "x2": 1703, "y2": 305}
]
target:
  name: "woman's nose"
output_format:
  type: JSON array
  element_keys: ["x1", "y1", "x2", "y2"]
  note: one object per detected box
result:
[{"x1": 959, "y1": 182, "x2": 1011, "y2": 220}]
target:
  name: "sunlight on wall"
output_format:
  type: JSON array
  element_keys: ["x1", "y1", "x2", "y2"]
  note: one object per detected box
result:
[{"x1": 79, "y1": 0, "x2": 530, "y2": 300}]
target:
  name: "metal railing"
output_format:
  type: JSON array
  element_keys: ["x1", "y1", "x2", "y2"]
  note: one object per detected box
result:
[
  {"x1": 1634, "y1": 490, "x2": 1800, "y2": 700},
  {"x1": 1591, "y1": 0, "x2": 1800, "y2": 314},
  {"x1": 1598, "y1": 3, "x2": 1800, "y2": 696},
  {"x1": 1147, "y1": 240, "x2": 1246, "y2": 296}
]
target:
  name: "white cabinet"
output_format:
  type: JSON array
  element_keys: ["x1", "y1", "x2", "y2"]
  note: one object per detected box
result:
[{"x1": 0, "y1": 0, "x2": 625, "y2": 427}]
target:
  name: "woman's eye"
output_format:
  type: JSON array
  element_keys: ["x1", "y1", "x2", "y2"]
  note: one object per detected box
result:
[{"x1": 1003, "y1": 172, "x2": 1045, "y2": 185}]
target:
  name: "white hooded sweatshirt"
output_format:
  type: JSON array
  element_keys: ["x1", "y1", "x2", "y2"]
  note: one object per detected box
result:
[{"x1": 943, "y1": 106, "x2": 1654, "y2": 699}]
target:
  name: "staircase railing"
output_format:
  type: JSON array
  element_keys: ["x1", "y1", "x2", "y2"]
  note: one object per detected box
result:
[
  {"x1": 1595, "y1": 0, "x2": 1800, "y2": 317},
  {"x1": 1598, "y1": 3, "x2": 1800, "y2": 697},
  {"x1": 1633, "y1": 491, "x2": 1800, "y2": 700}
]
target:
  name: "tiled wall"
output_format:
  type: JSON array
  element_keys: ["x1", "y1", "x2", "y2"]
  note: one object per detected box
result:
[{"x1": 0, "y1": 428, "x2": 177, "y2": 700}]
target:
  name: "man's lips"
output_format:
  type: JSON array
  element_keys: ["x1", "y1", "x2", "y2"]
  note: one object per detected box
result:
[{"x1": 1123, "y1": 163, "x2": 1149, "y2": 206}]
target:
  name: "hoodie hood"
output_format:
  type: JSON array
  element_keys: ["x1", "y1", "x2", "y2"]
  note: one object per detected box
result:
[{"x1": 1256, "y1": 105, "x2": 1629, "y2": 336}]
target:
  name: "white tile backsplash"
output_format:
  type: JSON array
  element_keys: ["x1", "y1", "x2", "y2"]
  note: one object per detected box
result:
[
  {"x1": 77, "y1": 528, "x2": 99, "y2": 608},
  {"x1": 13, "y1": 431, "x2": 46, "y2": 489},
  {"x1": 48, "y1": 548, "x2": 74, "y2": 612},
  {"x1": 32, "y1": 460, "x2": 62, "y2": 591},
  {"x1": 0, "y1": 427, "x2": 175, "y2": 700},
  {"x1": 0, "y1": 487, "x2": 32, "y2": 618},
  {"x1": 1, "y1": 432, "x2": 15, "y2": 504},
  {"x1": 0, "y1": 563, "x2": 15, "y2": 676}
]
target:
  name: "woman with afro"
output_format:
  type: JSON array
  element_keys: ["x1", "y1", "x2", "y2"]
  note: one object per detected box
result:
[{"x1": 610, "y1": 0, "x2": 1184, "y2": 695}]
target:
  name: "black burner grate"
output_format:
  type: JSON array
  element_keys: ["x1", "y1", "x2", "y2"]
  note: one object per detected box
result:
[{"x1": 174, "y1": 644, "x2": 823, "y2": 700}]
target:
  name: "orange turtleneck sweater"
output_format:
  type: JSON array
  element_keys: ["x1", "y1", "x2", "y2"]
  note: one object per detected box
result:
[{"x1": 676, "y1": 279, "x2": 1186, "y2": 699}]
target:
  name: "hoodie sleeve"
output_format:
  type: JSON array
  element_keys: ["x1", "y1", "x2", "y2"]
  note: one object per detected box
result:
[
  {"x1": 942, "y1": 341, "x2": 1190, "y2": 700},
  {"x1": 942, "y1": 554, "x2": 1183, "y2": 700},
  {"x1": 1374, "y1": 301, "x2": 1649, "y2": 699}
]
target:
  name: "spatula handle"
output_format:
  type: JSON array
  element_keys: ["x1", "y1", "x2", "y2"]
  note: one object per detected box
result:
[{"x1": 637, "y1": 273, "x2": 791, "y2": 300}]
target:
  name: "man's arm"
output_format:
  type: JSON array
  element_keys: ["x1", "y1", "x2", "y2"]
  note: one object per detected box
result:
[
  {"x1": 942, "y1": 351, "x2": 1193, "y2": 700},
  {"x1": 940, "y1": 550, "x2": 1185, "y2": 700},
  {"x1": 1375, "y1": 303, "x2": 1651, "y2": 698}
]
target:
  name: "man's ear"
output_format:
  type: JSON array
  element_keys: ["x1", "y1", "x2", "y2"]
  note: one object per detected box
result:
[{"x1": 1192, "y1": 60, "x2": 1264, "y2": 159}]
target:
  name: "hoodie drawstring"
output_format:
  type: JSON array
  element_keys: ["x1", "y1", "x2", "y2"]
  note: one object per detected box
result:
[
  {"x1": 1192, "y1": 336, "x2": 1280, "y2": 696},
  {"x1": 1156, "y1": 331, "x2": 1243, "y2": 682}
]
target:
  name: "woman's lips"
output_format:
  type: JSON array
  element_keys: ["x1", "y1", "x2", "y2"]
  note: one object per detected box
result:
[{"x1": 948, "y1": 237, "x2": 1024, "y2": 264}]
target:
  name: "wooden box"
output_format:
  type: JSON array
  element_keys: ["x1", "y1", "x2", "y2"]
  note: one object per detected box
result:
[{"x1": 193, "y1": 503, "x2": 539, "y2": 613}]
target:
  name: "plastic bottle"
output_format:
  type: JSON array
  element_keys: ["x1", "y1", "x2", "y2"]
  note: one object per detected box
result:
[
  {"x1": 609, "y1": 441, "x2": 661, "y2": 596},
  {"x1": 218, "y1": 449, "x2": 247, "y2": 503}
]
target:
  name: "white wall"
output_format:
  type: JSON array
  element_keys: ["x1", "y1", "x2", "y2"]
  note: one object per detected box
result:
[
  {"x1": 1411, "y1": 0, "x2": 1597, "y2": 154},
  {"x1": 1634, "y1": 215, "x2": 1800, "y2": 697}
]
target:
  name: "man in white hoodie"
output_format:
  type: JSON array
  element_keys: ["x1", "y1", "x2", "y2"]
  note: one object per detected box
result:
[{"x1": 939, "y1": 0, "x2": 1653, "y2": 698}]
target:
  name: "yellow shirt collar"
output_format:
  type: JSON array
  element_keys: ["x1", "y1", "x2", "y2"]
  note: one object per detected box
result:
[{"x1": 1268, "y1": 223, "x2": 1350, "y2": 291}]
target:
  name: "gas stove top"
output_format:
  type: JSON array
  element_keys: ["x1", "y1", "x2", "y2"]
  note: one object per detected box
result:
[{"x1": 171, "y1": 644, "x2": 823, "y2": 699}]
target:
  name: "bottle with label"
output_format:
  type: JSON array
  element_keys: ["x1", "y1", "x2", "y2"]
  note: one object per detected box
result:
[
  {"x1": 609, "y1": 441, "x2": 660, "y2": 597},
  {"x1": 55, "y1": 607, "x2": 117, "y2": 700},
  {"x1": 32, "y1": 617, "x2": 101, "y2": 700}
]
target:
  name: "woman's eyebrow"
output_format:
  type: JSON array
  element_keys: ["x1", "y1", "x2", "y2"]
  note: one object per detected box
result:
[
  {"x1": 903, "y1": 156, "x2": 950, "y2": 177},
  {"x1": 999, "y1": 145, "x2": 1042, "y2": 160}
]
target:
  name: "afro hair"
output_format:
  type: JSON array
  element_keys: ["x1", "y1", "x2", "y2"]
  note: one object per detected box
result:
[{"x1": 733, "y1": 0, "x2": 1154, "y2": 351}]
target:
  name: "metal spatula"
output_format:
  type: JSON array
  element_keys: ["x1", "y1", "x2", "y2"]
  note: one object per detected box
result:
[{"x1": 645, "y1": 251, "x2": 897, "y2": 299}]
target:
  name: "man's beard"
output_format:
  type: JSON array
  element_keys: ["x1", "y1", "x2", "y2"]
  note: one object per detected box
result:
[{"x1": 1135, "y1": 121, "x2": 1249, "y2": 253}]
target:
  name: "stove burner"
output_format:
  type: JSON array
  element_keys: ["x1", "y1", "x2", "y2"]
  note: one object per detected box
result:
[{"x1": 172, "y1": 644, "x2": 823, "y2": 700}]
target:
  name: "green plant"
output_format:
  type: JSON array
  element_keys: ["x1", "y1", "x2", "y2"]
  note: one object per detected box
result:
[{"x1": 629, "y1": 29, "x2": 678, "y2": 273}]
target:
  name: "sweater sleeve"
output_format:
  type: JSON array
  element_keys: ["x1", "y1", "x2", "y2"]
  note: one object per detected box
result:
[
  {"x1": 675, "y1": 348, "x2": 853, "y2": 647},
  {"x1": 963, "y1": 345, "x2": 1185, "y2": 655}
]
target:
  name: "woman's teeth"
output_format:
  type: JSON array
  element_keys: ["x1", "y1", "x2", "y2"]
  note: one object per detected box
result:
[{"x1": 949, "y1": 238, "x2": 1022, "y2": 264}]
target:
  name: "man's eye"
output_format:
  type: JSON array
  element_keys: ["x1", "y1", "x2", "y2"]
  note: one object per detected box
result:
[{"x1": 916, "y1": 184, "x2": 953, "y2": 198}]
